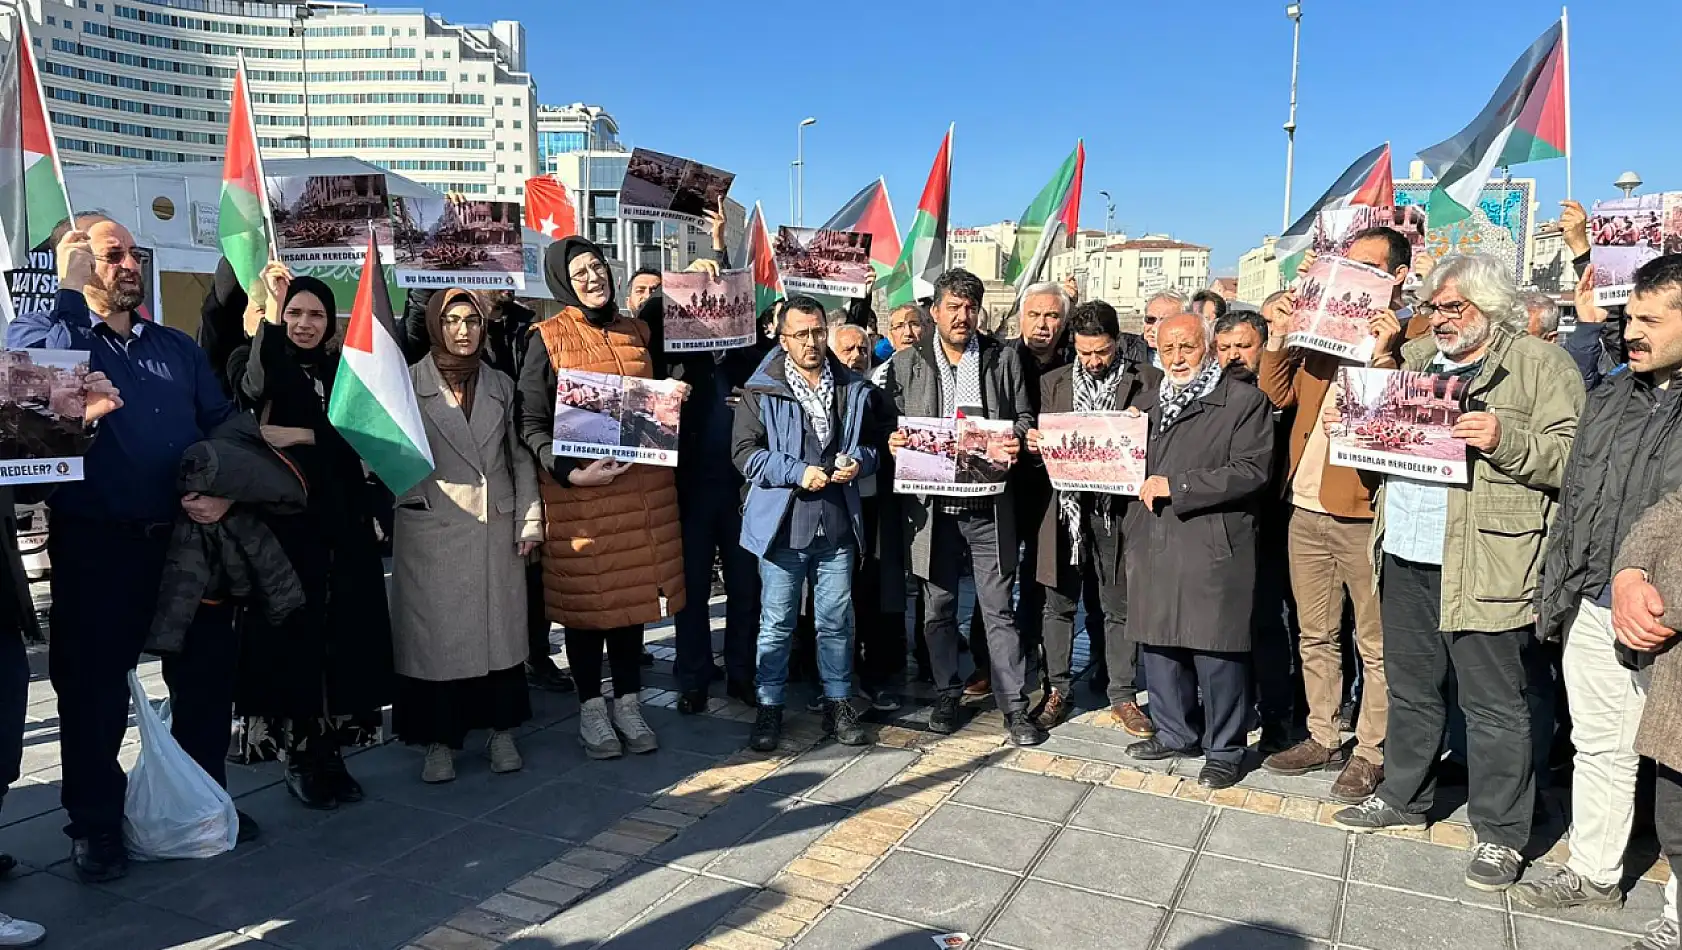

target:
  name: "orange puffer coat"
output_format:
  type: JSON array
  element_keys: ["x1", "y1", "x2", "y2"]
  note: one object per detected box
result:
[{"x1": 533, "y1": 309, "x2": 686, "y2": 629}]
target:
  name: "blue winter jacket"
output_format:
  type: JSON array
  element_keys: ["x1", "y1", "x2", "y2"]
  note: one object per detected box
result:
[{"x1": 732, "y1": 348, "x2": 880, "y2": 559}]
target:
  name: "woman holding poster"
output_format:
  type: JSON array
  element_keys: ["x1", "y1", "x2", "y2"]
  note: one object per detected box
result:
[
  {"x1": 229, "y1": 264, "x2": 394, "y2": 811},
  {"x1": 390, "y1": 290, "x2": 543, "y2": 784},
  {"x1": 517, "y1": 237, "x2": 687, "y2": 760}
]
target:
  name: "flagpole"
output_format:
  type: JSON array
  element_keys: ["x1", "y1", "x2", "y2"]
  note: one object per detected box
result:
[{"x1": 1560, "y1": 6, "x2": 1574, "y2": 200}]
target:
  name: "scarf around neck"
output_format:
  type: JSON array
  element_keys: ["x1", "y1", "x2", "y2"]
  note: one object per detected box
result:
[
  {"x1": 937, "y1": 337, "x2": 983, "y2": 417},
  {"x1": 1059, "y1": 359, "x2": 1125, "y2": 564},
  {"x1": 426, "y1": 288, "x2": 487, "y2": 419},
  {"x1": 1158, "y1": 358, "x2": 1223, "y2": 433},
  {"x1": 784, "y1": 353, "x2": 836, "y2": 447}
]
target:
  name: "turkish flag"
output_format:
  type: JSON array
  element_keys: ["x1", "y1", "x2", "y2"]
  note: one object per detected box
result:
[{"x1": 524, "y1": 176, "x2": 577, "y2": 240}]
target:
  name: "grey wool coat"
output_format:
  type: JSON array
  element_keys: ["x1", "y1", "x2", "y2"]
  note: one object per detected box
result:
[
  {"x1": 390, "y1": 357, "x2": 543, "y2": 682},
  {"x1": 1123, "y1": 371, "x2": 1276, "y2": 654},
  {"x1": 1611, "y1": 485, "x2": 1682, "y2": 772},
  {"x1": 876, "y1": 333, "x2": 1035, "y2": 581}
]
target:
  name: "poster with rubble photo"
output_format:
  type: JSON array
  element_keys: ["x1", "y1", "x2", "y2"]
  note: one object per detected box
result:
[
  {"x1": 774, "y1": 227, "x2": 875, "y2": 298},
  {"x1": 1590, "y1": 193, "x2": 1682, "y2": 306},
  {"x1": 1310, "y1": 204, "x2": 1427, "y2": 281},
  {"x1": 0, "y1": 349, "x2": 90, "y2": 485},
  {"x1": 894, "y1": 416, "x2": 1015, "y2": 497},
  {"x1": 1327, "y1": 367, "x2": 1469, "y2": 484},
  {"x1": 4, "y1": 245, "x2": 158, "y2": 324},
  {"x1": 619, "y1": 148, "x2": 735, "y2": 228},
  {"x1": 1038, "y1": 411, "x2": 1148, "y2": 495},
  {"x1": 391, "y1": 195, "x2": 525, "y2": 291},
  {"x1": 1286, "y1": 255, "x2": 1393, "y2": 363},
  {"x1": 267, "y1": 174, "x2": 394, "y2": 265},
  {"x1": 661, "y1": 269, "x2": 755, "y2": 352},
  {"x1": 552, "y1": 369, "x2": 684, "y2": 468}
]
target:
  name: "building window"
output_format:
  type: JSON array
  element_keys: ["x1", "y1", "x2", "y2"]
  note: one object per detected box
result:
[
  {"x1": 514, "y1": 164, "x2": 521, "y2": 173},
  {"x1": 512, "y1": 120, "x2": 521, "y2": 129},
  {"x1": 46, "y1": 15, "x2": 55, "y2": 24},
  {"x1": 95, "y1": 3, "x2": 103, "y2": 10},
  {"x1": 513, "y1": 97, "x2": 521, "y2": 106},
  {"x1": 1141, "y1": 255, "x2": 1162, "y2": 269},
  {"x1": 514, "y1": 186, "x2": 522, "y2": 196},
  {"x1": 687, "y1": 241, "x2": 697, "y2": 255},
  {"x1": 495, "y1": 97, "x2": 503, "y2": 105},
  {"x1": 477, "y1": 74, "x2": 486, "y2": 83},
  {"x1": 425, "y1": 50, "x2": 433, "y2": 58},
  {"x1": 496, "y1": 164, "x2": 504, "y2": 173},
  {"x1": 495, "y1": 142, "x2": 504, "y2": 150},
  {"x1": 460, "y1": 73, "x2": 468, "y2": 82},
  {"x1": 514, "y1": 143, "x2": 522, "y2": 151},
  {"x1": 443, "y1": 50, "x2": 451, "y2": 59},
  {"x1": 494, "y1": 120, "x2": 503, "y2": 128},
  {"x1": 498, "y1": 186, "x2": 506, "y2": 195}
]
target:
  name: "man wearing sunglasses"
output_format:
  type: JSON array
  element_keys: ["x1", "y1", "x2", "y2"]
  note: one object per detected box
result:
[
  {"x1": 7, "y1": 218, "x2": 248, "y2": 883},
  {"x1": 1332, "y1": 253, "x2": 1583, "y2": 895},
  {"x1": 1141, "y1": 292, "x2": 1187, "y2": 370}
]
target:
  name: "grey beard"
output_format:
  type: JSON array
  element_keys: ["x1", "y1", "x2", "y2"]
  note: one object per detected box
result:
[
  {"x1": 109, "y1": 288, "x2": 145, "y2": 312},
  {"x1": 1437, "y1": 318, "x2": 1491, "y2": 361}
]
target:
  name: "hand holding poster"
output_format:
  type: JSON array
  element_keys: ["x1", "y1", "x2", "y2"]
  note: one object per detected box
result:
[
  {"x1": 894, "y1": 416, "x2": 1015, "y2": 497},
  {"x1": 1287, "y1": 255, "x2": 1394, "y2": 363},
  {"x1": 1038, "y1": 411, "x2": 1148, "y2": 495},
  {"x1": 619, "y1": 148, "x2": 735, "y2": 228},
  {"x1": 267, "y1": 174, "x2": 394, "y2": 265},
  {"x1": 552, "y1": 369, "x2": 683, "y2": 468},
  {"x1": 1327, "y1": 367, "x2": 1469, "y2": 484},
  {"x1": 1590, "y1": 193, "x2": 1682, "y2": 306},
  {"x1": 661, "y1": 269, "x2": 755, "y2": 352},
  {"x1": 391, "y1": 195, "x2": 525, "y2": 291},
  {"x1": 0, "y1": 349, "x2": 91, "y2": 485},
  {"x1": 774, "y1": 227, "x2": 875, "y2": 298}
]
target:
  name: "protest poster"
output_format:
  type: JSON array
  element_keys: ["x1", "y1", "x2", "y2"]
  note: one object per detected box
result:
[
  {"x1": 1037, "y1": 411, "x2": 1148, "y2": 495},
  {"x1": 552, "y1": 369, "x2": 684, "y2": 468},
  {"x1": 1287, "y1": 255, "x2": 1393, "y2": 363},
  {"x1": 893, "y1": 416, "x2": 1015, "y2": 497},
  {"x1": 267, "y1": 174, "x2": 394, "y2": 265},
  {"x1": 1590, "y1": 193, "x2": 1682, "y2": 306},
  {"x1": 661, "y1": 269, "x2": 755, "y2": 352},
  {"x1": 619, "y1": 148, "x2": 735, "y2": 228},
  {"x1": 0, "y1": 349, "x2": 90, "y2": 485},
  {"x1": 1310, "y1": 205, "x2": 1427, "y2": 269},
  {"x1": 5, "y1": 245, "x2": 158, "y2": 324},
  {"x1": 1327, "y1": 367, "x2": 1469, "y2": 484},
  {"x1": 391, "y1": 195, "x2": 525, "y2": 291},
  {"x1": 774, "y1": 227, "x2": 875, "y2": 298}
]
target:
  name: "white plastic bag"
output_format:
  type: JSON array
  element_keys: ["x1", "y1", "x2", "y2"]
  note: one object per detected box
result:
[{"x1": 121, "y1": 671, "x2": 239, "y2": 861}]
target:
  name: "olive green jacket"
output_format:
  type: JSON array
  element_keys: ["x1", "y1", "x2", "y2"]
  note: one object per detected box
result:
[{"x1": 1370, "y1": 323, "x2": 1585, "y2": 633}]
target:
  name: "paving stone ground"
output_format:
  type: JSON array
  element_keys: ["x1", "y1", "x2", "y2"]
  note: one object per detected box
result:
[{"x1": 4, "y1": 599, "x2": 1672, "y2": 950}]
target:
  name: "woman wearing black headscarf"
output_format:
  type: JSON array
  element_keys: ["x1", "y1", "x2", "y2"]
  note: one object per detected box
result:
[
  {"x1": 226, "y1": 261, "x2": 394, "y2": 810},
  {"x1": 516, "y1": 237, "x2": 687, "y2": 759},
  {"x1": 197, "y1": 257, "x2": 265, "y2": 398}
]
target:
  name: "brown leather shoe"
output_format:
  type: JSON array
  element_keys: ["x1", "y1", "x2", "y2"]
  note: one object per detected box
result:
[
  {"x1": 1261, "y1": 738, "x2": 1347, "y2": 776},
  {"x1": 1330, "y1": 756, "x2": 1383, "y2": 804},
  {"x1": 962, "y1": 673, "x2": 992, "y2": 698},
  {"x1": 1111, "y1": 701, "x2": 1156, "y2": 738},
  {"x1": 1033, "y1": 689, "x2": 1070, "y2": 730}
]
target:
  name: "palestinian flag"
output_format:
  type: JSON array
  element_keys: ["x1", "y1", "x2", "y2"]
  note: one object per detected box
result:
[
  {"x1": 1275, "y1": 143, "x2": 1395, "y2": 281},
  {"x1": 1004, "y1": 141, "x2": 1085, "y2": 296},
  {"x1": 730, "y1": 202, "x2": 783, "y2": 318},
  {"x1": 327, "y1": 231, "x2": 433, "y2": 495},
  {"x1": 219, "y1": 54, "x2": 272, "y2": 295},
  {"x1": 881, "y1": 125, "x2": 952, "y2": 308},
  {"x1": 820, "y1": 177, "x2": 902, "y2": 283},
  {"x1": 1418, "y1": 19, "x2": 1567, "y2": 228},
  {"x1": 0, "y1": 15, "x2": 73, "y2": 268}
]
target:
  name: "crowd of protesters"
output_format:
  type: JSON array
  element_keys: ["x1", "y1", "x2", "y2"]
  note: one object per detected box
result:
[{"x1": 2, "y1": 201, "x2": 1681, "y2": 950}]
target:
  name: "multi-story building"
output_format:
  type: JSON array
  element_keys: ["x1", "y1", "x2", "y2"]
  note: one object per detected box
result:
[
  {"x1": 948, "y1": 227, "x2": 1005, "y2": 281},
  {"x1": 1237, "y1": 235, "x2": 1283, "y2": 305},
  {"x1": 535, "y1": 102, "x2": 619, "y2": 175},
  {"x1": 1084, "y1": 236, "x2": 1210, "y2": 323},
  {"x1": 4, "y1": 0, "x2": 537, "y2": 201},
  {"x1": 1528, "y1": 218, "x2": 1580, "y2": 296}
]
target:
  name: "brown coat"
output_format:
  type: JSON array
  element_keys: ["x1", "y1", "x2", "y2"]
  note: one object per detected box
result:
[
  {"x1": 1611, "y1": 486, "x2": 1682, "y2": 772},
  {"x1": 531, "y1": 309, "x2": 686, "y2": 630},
  {"x1": 1255, "y1": 346, "x2": 1381, "y2": 520}
]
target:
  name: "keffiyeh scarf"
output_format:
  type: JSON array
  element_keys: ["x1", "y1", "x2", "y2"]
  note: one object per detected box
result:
[
  {"x1": 784, "y1": 355, "x2": 835, "y2": 447},
  {"x1": 1158, "y1": 358, "x2": 1223, "y2": 433},
  {"x1": 937, "y1": 337, "x2": 983, "y2": 417},
  {"x1": 1060, "y1": 360, "x2": 1122, "y2": 565}
]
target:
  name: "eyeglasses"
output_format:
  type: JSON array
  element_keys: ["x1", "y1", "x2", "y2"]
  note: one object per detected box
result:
[
  {"x1": 441, "y1": 315, "x2": 484, "y2": 330},
  {"x1": 1143, "y1": 315, "x2": 1162, "y2": 325},
  {"x1": 97, "y1": 248, "x2": 141, "y2": 266},
  {"x1": 889, "y1": 320, "x2": 922, "y2": 333},
  {"x1": 1418, "y1": 299, "x2": 1474, "y2": 319},
  {"x1": 781, "y1": 328, "x2": 825, "y2": 344}
]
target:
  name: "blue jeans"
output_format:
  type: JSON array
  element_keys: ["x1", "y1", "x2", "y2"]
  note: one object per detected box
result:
[{"x1": 757, "y1": 537, "x2": 855, "y2": 708}]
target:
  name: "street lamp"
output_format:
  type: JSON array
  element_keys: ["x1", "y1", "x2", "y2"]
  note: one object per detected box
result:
[
  {"x1": 795, "y1": 117, "x2": 817, "y2": 226},
  {"x1": 295, "y1": 6, "x2": 313, "y2": 157},
  {"x1": 1282, "y1": 2, "x2": 1303, "y2": 232},
  {"x1": 1097, "y1": 190, "x2": 1117, "y2": 303},
  {"x1": 282, "y1": 133, "x2": 311, "y2": 157},
  {"x1": 1615, "y1": 171, "x2": 1643, "y2": 197}
]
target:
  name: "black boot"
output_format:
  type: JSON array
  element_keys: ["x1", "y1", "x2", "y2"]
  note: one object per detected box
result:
[
  {"x1": 285, "y1": 743, "x2": 338, "y2": 811},
  {"x1": 320, "y1": 743, "x2": 364, "y2": 804},
  {"x1": 750, "y1": 705, "x2": 784, "y2": 752}
]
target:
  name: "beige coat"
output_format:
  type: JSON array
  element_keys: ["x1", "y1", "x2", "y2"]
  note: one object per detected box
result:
[{"x1": 391, "y1": 357, "x2": 543, "y2": 682}]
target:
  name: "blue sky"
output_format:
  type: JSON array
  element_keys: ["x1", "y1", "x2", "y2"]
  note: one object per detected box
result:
[{"x1": 431, "y1": 0, "x2": 1675, "y2": 273}]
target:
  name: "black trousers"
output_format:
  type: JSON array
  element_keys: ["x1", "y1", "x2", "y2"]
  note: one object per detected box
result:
[
  {"x1": 526, "y1": 560, "x2": 554, "y2": 666},
  {"x1": 1656, "y1": 762, "x2": 1682, "y2": 885},
  {"x1": 1377, "y1": 555, "x2": 1533, "y2": 850},
  {"x1": 1, "y1": 619, "x2": 27, "y2": 798},
  {"x1": 1252, "y1": 505, "x2": 1301, "y2": 732},
  {"x1": 923, "y1": 510, "x2": 1029, "y2": 713},
  {"x1": 674, "y1": 484, "x2": 759, "y2": 693},
  {"x1": 855, "y1": 496, "x2": 903, "y2": 690},
  {"x1": 49, "y1": 516, "x2": 239, "y2": 840},
  {"x1": 1042, "y1": 529, "x2": 1135, "y2": 703},
  {"x1": 1142, "y1": 646, "x2": 1250, "y2": 765},
  {"x1": 565, "y1": 624, "x2": 644, "y2": 702}
]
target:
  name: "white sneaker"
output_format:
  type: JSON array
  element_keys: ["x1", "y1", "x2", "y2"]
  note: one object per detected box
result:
[
  {"x1": 609, "y1": 694, "x2": 659, "y2": 754},
  {"x1": 0, "y1": 913, "x2": 46, "y2": 948},
  {"x1": 580, "y1": 697, "x2": 624, "y2": 759},
  {"x1": 487, "y1": 730, "x2": 523, "y2": 773},
  {"x1": 422, "y1": 743, "x2": 456, "y2": 784}
]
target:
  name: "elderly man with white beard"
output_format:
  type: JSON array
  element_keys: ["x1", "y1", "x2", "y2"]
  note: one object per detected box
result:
[{"x1": 1332, "y1": 254, "x2": 1584, "y2": 895}]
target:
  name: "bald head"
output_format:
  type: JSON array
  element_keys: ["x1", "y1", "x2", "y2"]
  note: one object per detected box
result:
[
  {"x1": 73, "y1": 217, "x2": 145, "y2": 315},
  {"x1": 830, "y1": 323, "x2": 871, "y2": 373},
  {"x1": 1156, "y1": 312, "x2": 1210, "y2": 385}
]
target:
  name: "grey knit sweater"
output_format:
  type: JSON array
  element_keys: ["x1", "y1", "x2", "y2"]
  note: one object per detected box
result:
[{"x1": 1613, "y1": 487, "x2": 1682, "y2": 771}]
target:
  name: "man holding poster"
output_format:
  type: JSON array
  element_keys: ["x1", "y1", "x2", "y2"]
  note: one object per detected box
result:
[
  {"x1": 1025, "y1": 301, "x2": 1160, "y2": 734},
  {"x1": 1332, "y1": 253, "x2": 1582, "y2": 894},
  {"x1": 880, "y1": 269, "x2": 1042, "y2": 746}
]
